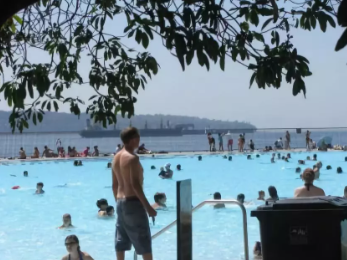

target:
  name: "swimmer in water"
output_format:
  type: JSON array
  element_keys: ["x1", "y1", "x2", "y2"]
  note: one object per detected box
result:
[
  {"x1": 298, "y1": 160, "x2": 305, "y2": 165},
  {"x1": 277, "y1": 153, "x2": 280, "y2": 159},
  {"x1": 151, "y1": 192, "x2": 167, "y2": 210},
  {"x1": 267, "y1": 186, "x2": 279, "y2": 202},
  {"x1": 314, "y1": 161, "x2": 322, "y2": 179},
  {"x1": 23, "y1": 171, "x2": 28, "y2": 177},
  {"x1": 61, "y1": 235, "x2": 94, "y2": 260},
  {"x1": 326, "y1": 165, "x2": 332, "y2": 170},
  {"x1": 35, "y1": 182, "x2": 45, "y2": 194},
  {"x1": 59, "y1": 214, "x2": 75, "y2": 229},
  {"x1": 306, "y1": 156, "x2": 311, "y2": 160},
  {"x1": 237, "y1": 193, "x2": 245, "y2": 204},
  {"x1": 287, "y1": 153, "x2": 291, "y2": 159},
  {"x1": 198, "y1": 155, "x2": 202, "y2": 161},
  {"x1": 296, "y1": 167, "x2": 301, "y2": 173},
  {"x1": 78, "y1": 160, "x2": 82, "y2": 166},
  {"x1": 256, "y1": 154, "x2": 260, "y2": 158},
  {"x1": 228, "y1": 156, "x2": 232, "y2": 161},
  {"x1": 151, "y1": 165, "x2": 156, "y2": 170},
  {"x1": 158, "y1": 167, "x2": 166, "y2": 178},
  {"x1": 247, "y1": 155, "x2": 252, "y2": 160},
  {"x1": 313, "y1": 154, "x2": 317, "y2": 161},
  {"x1": 213, "y1": 192, "x2": 225, "y2": 209},
  {"x1": 257, "y1": 190, "x2": 265, "y2": 201},
  {"x1": 98, "y1": 206, "x2": 115, "y2": 217},
  {"x1": 271, "y1": 157, "x2": 275, "y2": 163},
  {"x1": 176, "y1": 164, "x2": 181, "y2": 171},
  {"x1": 96, "y1": 199, "x2": 108, "y2": 213},
  {"x1": 294, "y1": 168, "x2": 325, "y2": 197},
  {"x1": 107, "y1": 162, "x2": 112, "y2": 168},
  {"x1": 337, "y1": 167, "x2": 343, "y2": 174}
]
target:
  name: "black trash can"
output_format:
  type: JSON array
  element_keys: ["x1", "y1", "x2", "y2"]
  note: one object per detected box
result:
[{"x1": 251, "y1": 197, "x2": 347, "y2": 260}]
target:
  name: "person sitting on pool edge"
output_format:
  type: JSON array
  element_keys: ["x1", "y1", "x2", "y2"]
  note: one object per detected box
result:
[
  {"x1": 98, "y1": 206, "x2": 115, "y2": 217},
  {"x1": 267, "y1": 186, "x2": 279, "y2": 202},
  {"x1": 61, "y1": 235, "x2": 94, "y2": 260},
  {"x1": 257, "y1": 191, "x2": 265, "y2": 201},
  {"x1": 59, "y1": 213, "x2": 75, "y2": 229},
  {"x1": 35, "y1": 182, "x2": 45, "y2": 194},
  {"x1": 294, "y1": 168, "x2": 325, "y2": 197},
  {"x1": 96, "y1": 199, "x2": 108, "y2": 213},
  {"x1": 237, "y1": 193, "x2": 245, "y2": 204},
  {"x1": 213, "y1": 192, "x2": 225, "y2": 209},
  {"x1": 151, "y1": 192, "x2": 167, "y2": 210}
]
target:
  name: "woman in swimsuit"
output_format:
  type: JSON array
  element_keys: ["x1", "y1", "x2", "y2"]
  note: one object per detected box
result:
[
  {"x1": 61, "y1": 235, "x2": 94, "y2": 260},
  {"x1": 306, "y1": 130, "x2": 310, "y2": 148}
]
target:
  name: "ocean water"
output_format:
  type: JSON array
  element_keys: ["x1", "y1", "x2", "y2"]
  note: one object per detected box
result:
[
  {"x1": 1, "y1": 151, "x2": 347, "y2": 260},
  {"x1": 1, "y1": 128, "x2": 347, "y2": 157}
]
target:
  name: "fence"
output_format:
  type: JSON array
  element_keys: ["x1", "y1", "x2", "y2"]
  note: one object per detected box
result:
[{"x1": 0, "y1": 127, "x2": 346, "y2": 158}]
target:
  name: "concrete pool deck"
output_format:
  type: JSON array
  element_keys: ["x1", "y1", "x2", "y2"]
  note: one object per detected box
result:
[{"x1": 0, "y1": 148, "x2": 345, "y2": 164}]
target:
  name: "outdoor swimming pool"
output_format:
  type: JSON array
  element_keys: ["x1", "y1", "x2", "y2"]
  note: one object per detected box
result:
[{"x1": 1, "y1": 151, "x2": 347, "y2": 260}]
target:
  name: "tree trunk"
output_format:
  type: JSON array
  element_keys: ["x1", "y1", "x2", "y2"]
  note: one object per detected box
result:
[{"x1": 0, "y1": 0, "x2": 40, "y2": 27}]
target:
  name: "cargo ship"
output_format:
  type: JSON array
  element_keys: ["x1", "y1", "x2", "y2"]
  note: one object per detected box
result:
[{"x1": 79, "y1": 120, "x2": 256, "y2": 138}]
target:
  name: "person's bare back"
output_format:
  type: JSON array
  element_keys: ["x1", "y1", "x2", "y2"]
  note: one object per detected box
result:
[
  {"x1": 294, "y1": 185, "x2": 325, "y2": 197},
  {"x1": 113, "y1": 149, "x2": 143, "y2": 199}
]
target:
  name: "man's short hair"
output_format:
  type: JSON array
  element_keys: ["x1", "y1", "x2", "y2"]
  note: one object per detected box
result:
[{"x1": 120, "y1": 127, "x2": 140, "y2": 144}]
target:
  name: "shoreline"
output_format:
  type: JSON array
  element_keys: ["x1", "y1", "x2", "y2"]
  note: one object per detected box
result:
[{"x1": 0, "y1": 148, "x2": 344, "y2": 164}]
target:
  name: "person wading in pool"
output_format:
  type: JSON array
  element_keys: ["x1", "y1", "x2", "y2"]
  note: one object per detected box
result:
[
  {"x1": 112, "y1": 127, "x2": 157, "y2": 260},
  {"x1": 294, "y1": 168, "x2": 325, "y2": 197},
  {"x1": 59, "y1": 214, "x2": 75, "y2": 229}
]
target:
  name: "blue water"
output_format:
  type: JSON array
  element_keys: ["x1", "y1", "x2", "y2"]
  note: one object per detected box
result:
[{"x1": 1, "y1": 151, "x2": 347, "y2": 260}]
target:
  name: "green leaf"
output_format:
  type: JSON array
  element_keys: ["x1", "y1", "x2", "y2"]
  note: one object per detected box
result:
[
  {"x1": 175, "y1": 34, "x2": 187, "y2": 71},
  {"x1": 186, "y1": 50, "x2": 194, "y2": 65},
  {"x1": 142, "y1": 33, "x2": 149, "y2": 49},
  {"x1": 33, "y1": 112, "x2": 37, "y2": 125},
  {"x1": 253, "y1": 32, "x2": 264, "y2": 42},
  {"x1": 261, "y1": 18, "x2": 272, "y2": 31},
  {"x1": 250, "y1": 11, "x2": 259, "y2": 26},
  {"x1": 240, "y1": 22, "x2": 249, "y2": 32},
  {"x1": 135, "y1": 29, "x2": 142, "y2": 44},
  {"x1": 310, "y1": 15, "x2": 316, "y2": 29},
  {"x1": 317, "y1": 12, "x2": 327, "y2": 32},
  {"x1": 335, "y1": 28, "x2": 347, "y2": 51},
  {"x1": 53, "y1": 101, "x2": 59, "y2": 112},
  {"x1": 27, "y1": 79, "x2": 33, "y2": 99},
  {"x1": 293, "y1": 77, "x2": 306, "y2": 96},
  {"x1": 326, "y1": 15, "x2": 336, "y2": 28},
  {"x1": 231, "y1": 48, "x2": 238, "y2": 61},
  {"x1": 38, "y1": 112, "x2": 43, "y2": 122},
  {"x1": 219, "y1": 51, "x2": 225, "y2": 71},
  {"x1": 143, "y1": 25, "x2": 153, "y2": 39},
  {"x1": 249, "y1": 72, "x2": 256, "y2": 88},
  {"x1": 13, "y1": 15, "x2": 23, "y2": 25},
  {"x1": 239, "y1": 1, "x2": 251, "y2": 5}
]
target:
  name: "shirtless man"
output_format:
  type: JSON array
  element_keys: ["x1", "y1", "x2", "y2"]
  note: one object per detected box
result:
[
  {"x1": 112, "y1": 127, "x2": 157, "y2": 260},
  {"x1": 19, "y1": 147, "x2": 26, "y2": 159},
  {"x1": 294, "y1": 168, "x2": 325, "y2": 197}
]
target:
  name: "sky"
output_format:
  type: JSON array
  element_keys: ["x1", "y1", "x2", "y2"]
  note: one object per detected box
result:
[{"x1": 1, "y1": 10, "x2": 347, "y2": 129}]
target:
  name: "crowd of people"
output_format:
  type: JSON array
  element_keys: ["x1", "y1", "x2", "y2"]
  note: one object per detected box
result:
[{"x1": 8, "y1": 127, "x2": 347, "y2": 260}]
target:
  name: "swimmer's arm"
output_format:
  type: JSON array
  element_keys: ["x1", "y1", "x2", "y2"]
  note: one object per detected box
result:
[
  {"x1": 112, "y1": 161, "x2": 118, "y2": 202},
  {"x1": 130, "y1": 157, "x2": 151, "y2": 211}
]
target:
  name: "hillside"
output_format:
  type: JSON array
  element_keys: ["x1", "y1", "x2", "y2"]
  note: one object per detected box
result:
[{"x1": 0, "y1": 111, "x2": 256, "y2": 132}]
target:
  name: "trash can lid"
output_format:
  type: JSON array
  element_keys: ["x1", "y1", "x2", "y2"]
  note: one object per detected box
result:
[{"x1": 254, "y1": 196, "x2": 347, "y2": 211}]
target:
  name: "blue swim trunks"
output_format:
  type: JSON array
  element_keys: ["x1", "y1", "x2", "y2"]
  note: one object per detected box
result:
[{"x1": 115, "y1": 197, "x2": 152, "y2": 255}]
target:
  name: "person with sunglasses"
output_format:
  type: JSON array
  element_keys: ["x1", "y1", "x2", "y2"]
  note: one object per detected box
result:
[{"x1": 61, "y1": 235, "x2": 94, "y2": 260}]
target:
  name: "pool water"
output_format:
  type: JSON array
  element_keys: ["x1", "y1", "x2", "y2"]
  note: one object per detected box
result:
[{"x1": 1, "y1": 151, "x2": 347, "y2": 260}]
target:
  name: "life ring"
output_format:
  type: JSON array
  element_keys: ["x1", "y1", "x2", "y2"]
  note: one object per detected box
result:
[{"x1": 12, "y1": 186, "x2": 20, "y2": 190}]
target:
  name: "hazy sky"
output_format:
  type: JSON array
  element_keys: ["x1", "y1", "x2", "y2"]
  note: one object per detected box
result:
[{"x1": 0, "y1": 14, "x2": 346, "y2": 128}]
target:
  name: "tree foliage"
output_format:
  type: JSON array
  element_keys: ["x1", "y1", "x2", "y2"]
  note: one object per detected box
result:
[{"x1": 0, "y1": 0, "x2": 344, "y2": 132}]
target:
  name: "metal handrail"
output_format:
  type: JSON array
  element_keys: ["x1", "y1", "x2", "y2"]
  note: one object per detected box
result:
[{"x1": 134, "y1": 199, "x2": 249, "y2": 260}]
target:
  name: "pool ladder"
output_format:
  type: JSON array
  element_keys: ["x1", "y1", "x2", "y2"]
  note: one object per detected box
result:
[{"x1": 133, "y1": 199, "x2": 249, "y2": 260}]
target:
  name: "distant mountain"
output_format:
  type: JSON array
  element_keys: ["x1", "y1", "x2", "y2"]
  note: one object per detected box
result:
[{"x1": 0, "y1": 111, "x2": 256, "y2": 132}]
